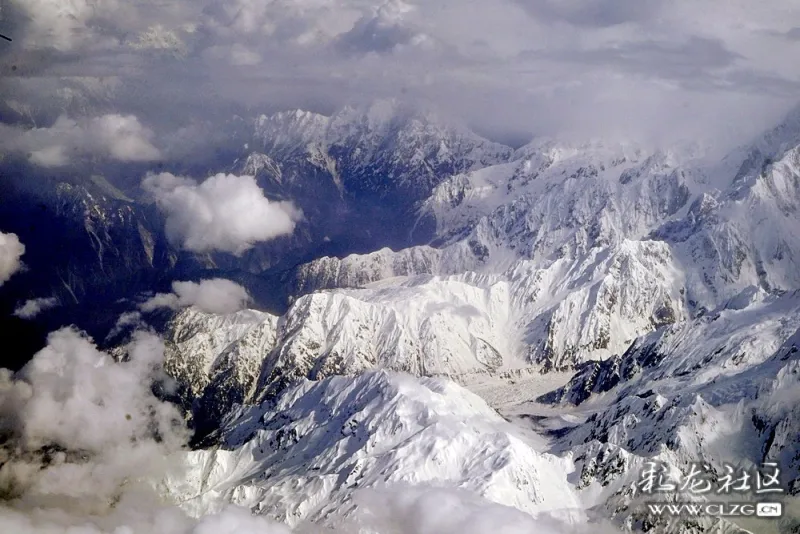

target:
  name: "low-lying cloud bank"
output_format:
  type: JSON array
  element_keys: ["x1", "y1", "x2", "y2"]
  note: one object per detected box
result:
[
  {"x1": 0, "y1": 114, "x2": 161, "y2": 167},
  {"x1": 2, "y1": 0, "x2": 799, "y2": 153},
  {"x1": 140, "y1": 278, "x2": 251, "y2": 315},
  {"x1": 0, "y1": 326, "x2": 291, "y2": 533},
  {"x1": 143, "y1": 172, "x2": 302, "y2": 255},
  {"x1": 0, "y1": 326, "x2": 592, "y2": 534},
  {"x1": 0, "y1": 328, "x2": 185, "y2": 507}
]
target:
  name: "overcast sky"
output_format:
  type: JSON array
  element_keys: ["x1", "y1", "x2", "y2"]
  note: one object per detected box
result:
[{"x1": 1, "y1": 0, "x2": 800, "y2": 150}]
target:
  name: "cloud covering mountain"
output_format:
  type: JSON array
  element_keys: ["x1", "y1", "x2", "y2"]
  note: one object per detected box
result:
[
  {"x1": 2, "y1": 0, "x2": 800, "y2": 151},
  {"x1": 0, "y1": 328, "x2": 588, "y2": 534},
  {"x1": 0, "y1": 114, "x2": 161, "y2": 166}
]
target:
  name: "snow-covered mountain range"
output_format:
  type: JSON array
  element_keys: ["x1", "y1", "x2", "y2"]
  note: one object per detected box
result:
[
  {"x1": 156, "y1": 104, "x2": 800, "y2": 533},
  {"x1": 167, "y1": 371, "x2": 585, "y2": 529}
]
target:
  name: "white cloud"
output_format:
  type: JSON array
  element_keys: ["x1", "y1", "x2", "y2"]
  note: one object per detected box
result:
[
  {"x1": 10, "y1": 0, "x2": 108, "y2": 51},
  {"x1": 0, "y1": 326, "x2": 601, "y2": 534},
  {"x1": 0, "y1": 328, "x2": 188, "y2": 502},
  {"x1": 143, "y1": 172, "x2": 301, "y2": 255},
  {"x1": 0, "y1": 327, "x2": 297, "y2": 533},
  {"x1": 349, "y1": 486, "x2": 565, "y2": 534},
  {"x1": 350, "y1": 486, "x2": 623, "y2": 533},
  {"x1": 0, "y1": 114, "x2": 161, "y2": 167},
  {"x1": 191, "y1": 507, "x2": 293, "y2": 534},
  {"x1": 204, "y1": 43, "x2": 263, "y2": 66},
  {"x1": 13, "y1": 297, "x2": 59, "y2": 319},
  {"x1": 140, "y1": 278, "x2": 251, "y2": 314},
  {"x1": 106, "y1": 310, "x2": 145, "y2": 340},
  {"x1": 0, "y1": 232, "x2": 25, "y2": 286}
]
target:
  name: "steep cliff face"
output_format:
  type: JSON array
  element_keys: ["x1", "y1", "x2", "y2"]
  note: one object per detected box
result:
[
  {"x1": 164, "y1": 296, "x2": 800, "y2": 532},
  {"x1": 166, "y1": 237, "x2": 687, "y2": 420},
  {"x1": 252, "y1": 101, "x2": 513, "y2": 202},
  {"x1": 1, "y1": 102, "x2": 511, "y2": 366},
  {"x1": 163, "y1": 308, "x2": 281, "y2": 440},
  {"x1": 223, "y1": 101, "x2": 513, "y2": 274},
  {"x1": 285, "y1": 111, "x2": 800, "y2": 375}
]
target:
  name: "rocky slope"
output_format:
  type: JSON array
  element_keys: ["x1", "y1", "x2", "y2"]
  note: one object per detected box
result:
[
  {"x1": 286, "y1": 108, "x2": 800, "y2": 371},
  {"x1": 164, "y1": 293, "x2": 800, "y2": 532},
  {"x1": 217, "y1": 100, "x2": 513, "y2": 276},
  {"x1": 0, "y1": 167, "x2": 180, "y2": 368},
  {"x1": 168, "y1": 235, "x2": 686, "y2": 410},
  {"x1": 252, "y1": 100, "x2": 512, "y2": 202}
]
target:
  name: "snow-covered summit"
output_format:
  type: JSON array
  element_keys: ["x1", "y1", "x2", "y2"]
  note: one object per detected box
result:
[{"x1": 167, "y1": 370, "x2": 585, "y2": 528}]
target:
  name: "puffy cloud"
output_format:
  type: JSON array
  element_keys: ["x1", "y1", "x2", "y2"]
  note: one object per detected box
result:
[
  {"x1": 0, "y1": 232, "x2": 25, "y2": 286},
  {"x1": 0, "y1": 328, "x2": 188, "y2": 502},
  {"x1": 0, "y1": 114, "x2": 161, "y2": 167},
  {"x1": 140, "y1": 278, "x2": 251, "y2": 315},
  {"x1": 13, "y1": 297, "x2": 59, "y2": 319},
  {"x1": 0, "y1": 327, "x2": 300, "y2": 533},
  {"x1": 143, "y1": 172, "x2": 301, "y2": 255},
  {"x1": 0, "y1": 325, "x2": 602, "y2": 534}
]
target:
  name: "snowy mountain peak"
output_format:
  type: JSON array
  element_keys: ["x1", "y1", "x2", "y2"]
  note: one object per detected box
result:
[{"x1": 167, "y1": 370, "x2": 585, "y2": 527}]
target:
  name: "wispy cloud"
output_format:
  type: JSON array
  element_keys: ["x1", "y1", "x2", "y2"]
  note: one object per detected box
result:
[
  {"x1": 0, "y1": 114, "x2": 161, "y2": 166},
  {"x1": 13, "y1": 297, "x2": 59, "y2": 319},
  {"x1": 140, "y1": 278, "x2": 251, "y2": 314}
]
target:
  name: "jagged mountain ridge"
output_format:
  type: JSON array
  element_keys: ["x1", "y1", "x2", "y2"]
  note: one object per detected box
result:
[
  {"x1": 539, "y1": 292, "x2": 800, "y2": 533},
  {"x1": 284, "y1": 111, "x2": 800, "y2": 370},
  {"x1": 164, "y1": 108, "x2": 800, "y2": 400},
  {"x1": 0, "y1": 101, "x2": 515, "y2": 367},
  {"x1": 221, "y1": 100, "x2": 514, "y2": 274},
  {"x1": 166, "y1": 370, "x2": 586, "y2": 530},
  {"x1": 0, "y1": 167, "x2": 181, "y2": 367},
  {"x1": 166, "y1": 235, "x2": 686, "y2": 424},
  {"x1": 164, "y1": 295, "x2": 800, "y2": 532},
  {"x1": 158, "y1": 106, "x2": 800, "y2": 533},
  {"x1": 252, "y1": 100, "x2": 513, "y2": 201}
]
